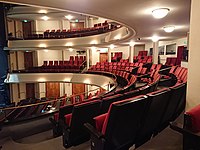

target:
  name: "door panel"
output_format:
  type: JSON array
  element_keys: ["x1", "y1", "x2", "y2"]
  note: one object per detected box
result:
[
  {"x1": 26, "y1": 83, "x2": 35, "y2": 99},
  {"x1": 72, "y1": 83, "x2": 85, "y2": 95},
  {"x1": 100, "y1": 53, "x2": 108, "y2": 62},
  {"x1": 24, "y1": 51, "x2": 33, "y2": 69},
  {"x1": 46, "y1": 82, "x2": 60, "y2": 98}
]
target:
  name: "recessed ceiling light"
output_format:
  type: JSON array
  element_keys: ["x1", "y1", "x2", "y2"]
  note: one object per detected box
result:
[
  {"x1": 129, "y1": 41, "x2": 135, "y2": 46},
  {"x1": 41, "y1": 16, "x2": 49, "y2": 21},
  {"x1": 69, "y1": 48, "x2": 73, "y2": 52},
  {"x1": 38, "y1": 10, "x2": 47, "y2": 14},
  {"x1": 109, "y1": 44, "x2": 115, "y2": 49},
  {"x1": 39, "y1": 43, "x2": 47, "y2": 47},
  {"x1": 65, "y1": 15, "x2": 73, "y2": 20},
  {"x1": 163, "y1": 26, "x2": 175, "y2": 33},
  {"x1": 152, "y1": 8, "x2": 170, "y2": 19},
  {"x1": 151, "y1": 35, "x2": 159, "y2": 42}
]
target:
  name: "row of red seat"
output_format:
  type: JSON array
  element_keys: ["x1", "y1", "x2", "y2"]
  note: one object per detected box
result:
[
  {"x1": 51, "y1": 75, "x2": 185, "y2": 149},
  {"x1": 89, "y1": 62, "x2": 144, "y2": 72},
  {"x1": 165, "y1": 57, "x2": 178, "y2": 66},
  {"x1": 111, "y1": 52, "x2": 122, "y2": 62},
  {"x1": 24, "y1": 21, "x2": 117, "y2": 40}
]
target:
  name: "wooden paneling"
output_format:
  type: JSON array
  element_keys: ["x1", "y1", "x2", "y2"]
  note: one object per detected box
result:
[
  {"x1": 70, "y1": 22, "x2": 84, "y2": 29},
  {"x1": 26, "y1": 83, "x2": 35, "y2": 98},
  {"x1": 72, "y1": 83, "x2": 85, "y2": 95},
  {"x1": 100, "y1": 53, "x2": 108, "y2": 62},
  {"x1": 46, "y1": 82, "x2": 60, "y2": 98},
  {"x1": 24, "y1": 51, "x2": 33, "y2": 69},
  {"x1": 22, "y1": 21, "x2": 32, "y2": 39}
]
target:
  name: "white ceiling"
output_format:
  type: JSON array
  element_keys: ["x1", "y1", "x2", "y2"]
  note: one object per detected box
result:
[{"x1": 1, "y1": 0, "x2": 191, "y2": 43}]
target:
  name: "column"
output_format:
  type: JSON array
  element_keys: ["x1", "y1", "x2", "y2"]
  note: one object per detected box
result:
[
  {"x1": 186, "y1": 0, "x2": 200, "y2": 110},
  {"x1": 108, "y1": 48, "x2": 111, "y2": 62},
  {"x1": 86, "y1": 49, "x2": 90, "y2": 69},
  {"x1": 129, "y1": 46, "x2": 134, "y2": 63},
  {"x1": 88, "y1": 17, "x2": 94, "y2": 27},
  {"x1": 153, "y1": 41, "x2": 159, "y2": 64},
  {"x1": 0, "y1": 3, "x2": 9, "y2": 106},
  {"x1": 85, "y1": 16, "x2": 89, "y2": 28}
]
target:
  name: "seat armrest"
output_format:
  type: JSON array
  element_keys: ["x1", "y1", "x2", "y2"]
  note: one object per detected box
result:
[
  {"x1": 49, "y1": 117, "x2": 57, "y2": 125},
  {"x1": 137, "y1": 74, "x2": 150, "y2": 81},
  {"x1": 84, "y1": 123, "x2": 104, "y2": 139},
  {"x1": 59, "y1": 119, "x2": 70, "y2": 130},
  {"x1": 170, "y1": 122, "x2": 200, "y2": 137}
]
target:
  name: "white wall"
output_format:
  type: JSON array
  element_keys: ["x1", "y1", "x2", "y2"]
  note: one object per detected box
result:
[
  {"x1": 158, "y1": 37, "x2": 187, "y2": 64},
  {"x1": 37, "y1": 50, "x2": 63, "y2": 66},
  {"x1": 112, "y1": 46, "x2": 129, "y2": 59},
  {"x1": 35, "y1": 20, "x2": 62, "y2": 33},
  {"x1": 93, "y1": 17, "x2": 107, "y2": 25},
  {"x1": 187, "y1": 0, "x2": 200, "y2": 110}
]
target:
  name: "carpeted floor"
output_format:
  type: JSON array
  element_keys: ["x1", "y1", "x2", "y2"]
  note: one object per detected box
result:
[{"x1": 0, "y1": 114, "x2": 184, "y2": 150}]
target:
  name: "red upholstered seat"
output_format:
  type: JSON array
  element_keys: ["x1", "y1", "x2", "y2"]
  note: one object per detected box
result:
[
  {"x1": 65, "y1": 113, "x2": 72, "y2": 126},
  {"x1": 185, "y1": 104, "x2": 200, "y2": 132},
  {"x1": 94, "y1": 113, "x2": 108, "y2": 132},
  {"x1": 54, "y1": 112, "x2": 59, "y2": 121}
]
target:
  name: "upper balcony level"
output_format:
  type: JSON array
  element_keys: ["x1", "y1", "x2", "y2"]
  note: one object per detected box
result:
[{"x1": 6, "y1": 6, "x2": 134, "y2": 50}]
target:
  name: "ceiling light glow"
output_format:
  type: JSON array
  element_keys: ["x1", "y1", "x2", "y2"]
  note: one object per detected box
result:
[
  {"x1": 129, "y1": 41, "x2": 135, "y2": 46},
  {"x1": 38, "y1": 10, "x2": 47, "y2": 14},
  {"x1": 41, "y1": 16, "x2": 49, "y2": 21},
  {"x1": 151, "y1": 36, "x2": 159, "y2": 42},
  {"x1": 69, "y1": 48, "x2": 73, "y2": 52},
  {"x1": 39, "y1": 44, "x2": 47, "y2": 48},
  {"x1": 152, "y1": 8, "x2": 170, "y2": 19},
  {"x1": 109, "y1": 44, "x2": 115, "y2": 49},
  {"x1": 65, "y1": 15, "x2": 73, "y2": 20},
  {"x1": 163, "y1": 26, "x2": 175, "y2": 33}
]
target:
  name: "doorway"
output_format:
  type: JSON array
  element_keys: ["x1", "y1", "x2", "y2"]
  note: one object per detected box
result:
[
  {"x1": 100, "y1": 53, "x2": 108, "y2": 62},
  {"x1": 46, "y1": 82, "x2": 60, "y2": 98}
]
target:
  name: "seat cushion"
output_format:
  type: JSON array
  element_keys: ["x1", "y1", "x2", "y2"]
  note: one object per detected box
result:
[
  {"x1": 186, "y1": 104, "x2": 200, "y2": 132},
  {"x1": 94, "y1": 113, "x2": 108, "y2": 132},
  {"x1": 65, "y1": 113, "x2": 72, "y2": 126}
]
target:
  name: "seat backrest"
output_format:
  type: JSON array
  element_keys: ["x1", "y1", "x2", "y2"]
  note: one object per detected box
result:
[
  {"x1": 69, "y1": 100, "x2": 101, "y2": 139},
  {"x1": 185, "y1": 104, "x2": 200, "y2": 132},
  {"x1": 161, "y1": 83, "x2": 186, "y2": 126},
  {"x1": 103, "y1": 95, "x2": 148, "y2": 149},
  {"x1": 100, "y1": 94, "x2": 123, "y2": 114},
  {"x1": 136, "y1": 88, "x2": 171, "y2": 144}
]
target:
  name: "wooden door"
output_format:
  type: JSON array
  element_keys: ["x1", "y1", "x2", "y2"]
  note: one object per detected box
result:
[
  {"x1": 100, "y1": 53, "x2": 108, "y2": 62},
  {"x1": 26, "y1": 83, "x2": 35, "y2": 99},
  {"x1": 70, "y1": 22, "x2": 84, "y2": 29},
  {"x1": 22, "y1": 21, "x2": 32, "y2": 39},
  {"x1": 72, "y1": 83, "x2": 85, "y2": 95},
  {"x1": 46, "y1": 82, "x2": 60, "y2": 98},
  {"x1": 24, "y1": 51, "x2": 33, "y2": 69}
]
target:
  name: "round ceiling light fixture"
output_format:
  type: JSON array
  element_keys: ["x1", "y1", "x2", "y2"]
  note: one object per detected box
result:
[
  {"x1": 152, "y1": 8, "x2": 170, "y2": 19},
  {"x1": 163, "y1": 26, "x2": 175, "y2": 33}
]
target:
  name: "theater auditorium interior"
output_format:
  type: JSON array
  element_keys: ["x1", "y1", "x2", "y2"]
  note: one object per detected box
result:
[{"x1": 0, "y1": 0, "x2": 200, "y2": 149}]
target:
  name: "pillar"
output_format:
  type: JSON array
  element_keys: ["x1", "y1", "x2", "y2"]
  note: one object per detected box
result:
[
  {"x1": 153, "y1": 41, "x2": 159, "y2": 64},
  {"x1": 88, "y1": 17, "x2": 94, "y2": 28},
  {"x1": 186, "y1": 0, "x2": 200, "y2": 110},
  {"x1": 86, "y1": 49, "x2": 90, "y2": 69},
  {"x1": 0, "y1": 3, "x2": 9, "y2": 106},
  {"x1": 129, "y1": 46, "x2": 134, "y2": 63},
  {"x1": 85, "y1": 16, "x2": 89, "y2": 28},
  {"x1": 108, "y1": 48, "x2": 111, "y2": 62}
]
